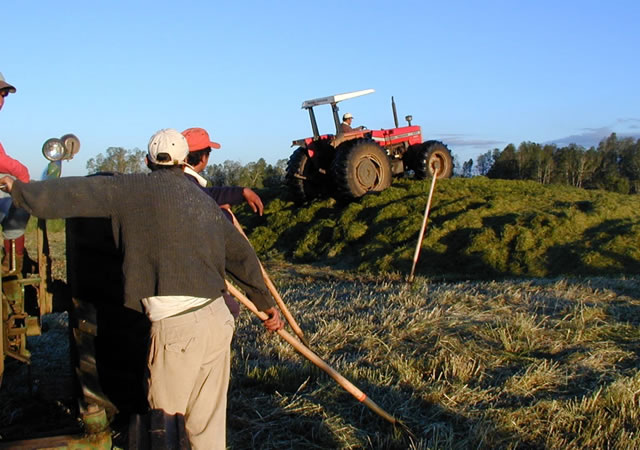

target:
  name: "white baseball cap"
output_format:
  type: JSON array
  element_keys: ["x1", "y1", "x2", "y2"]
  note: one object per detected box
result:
[
  {"x1": 147, "y1": 128, "x2": 189, "y2": 166},
  {"x1": 343, "y1": 112, "x2": 353, "y2": 120}
]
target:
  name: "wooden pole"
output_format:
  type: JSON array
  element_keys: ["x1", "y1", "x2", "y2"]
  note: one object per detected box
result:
[
  {"x1": 227, "y1": 210, "x2": 310, "y2": 347},
  {"x1": 408, "y1": 162, "x2": 440, "y2": 283},
  {"x1": 225, "y1": 281, "x2": 400, "y2": 426}
]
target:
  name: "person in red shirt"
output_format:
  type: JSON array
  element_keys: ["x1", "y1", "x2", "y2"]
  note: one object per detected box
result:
[{"x1": 0, "y1": 72, "x2": 31, "y2": 273}]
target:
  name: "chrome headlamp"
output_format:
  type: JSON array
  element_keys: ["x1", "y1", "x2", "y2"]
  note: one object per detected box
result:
[{"x1": 42, "y1": 134, "x2": 81, "y2": 161}]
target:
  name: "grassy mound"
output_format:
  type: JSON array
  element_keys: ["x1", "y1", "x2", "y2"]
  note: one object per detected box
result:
[{"x1": 236, "y1": 177, "x2": 640, "y2": 279}]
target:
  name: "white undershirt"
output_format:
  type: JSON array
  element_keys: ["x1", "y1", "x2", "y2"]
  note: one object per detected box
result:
[
  {"x1": 141, "y1": 295, "x2": 218, "y2": 322},
  {"x1": 184, "y1": 166, "x2": 208, "y2": 187}
]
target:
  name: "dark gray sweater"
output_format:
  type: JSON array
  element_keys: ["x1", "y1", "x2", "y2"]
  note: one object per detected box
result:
[{"x1": 11, "y1": 167, "x2": 274, "y2": 312}]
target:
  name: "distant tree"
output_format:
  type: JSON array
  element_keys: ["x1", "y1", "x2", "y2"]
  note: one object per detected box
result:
[
  {"x1": 539, "y1": 144, "x2": 555, "y2": 184},
  {"x1": 516, "y1": 141, "x2": 538, "y2": 179},
  {"x1": 487, "y1": 144, "x2": 518, "y2": 179},
  {"x1": 243, "y1": 158, "x2": 268, "y2": 188},
  {"x1": 553, "y1": 143, "x2": 591, "y2": 187},
  {"x1": 476, "y1": 149, "x2": 498, "y2": 176},
  {"x1": 204, "y1": 160, "x2": 244, "y2": 186},
  {"x1": 589, "y1": 133, "x2": 630, "y2": 193},
  {"x1": 620, "y1": 138, "x2": 640, "y2": 193},
  {"x1": 86, "y1": 147, "x2": 147, "y2": 174},
  {"x1": 461, "y1": 159, "x2": 474, "y2": 178},
  {"x1": 204, "y1": 158, "x2": 286, "y2": 188},
  {"x1": 263, "y1": 159, "x2": 287, "y2": 187}
]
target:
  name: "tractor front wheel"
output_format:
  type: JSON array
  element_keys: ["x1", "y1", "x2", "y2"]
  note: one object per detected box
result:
[
  {"x1": 331, "y1": 140, "x2": 392, "y2": 200},
  {"x1": 410, "y1": 141, "x2": 453, "y2": 179},
  {"x1": 285, "y1": 147, "x2": 324, "y2": 203}
]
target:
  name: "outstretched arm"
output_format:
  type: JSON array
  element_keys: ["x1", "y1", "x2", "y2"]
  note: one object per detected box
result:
[{"x1": 206, "y1": 186, "x2": 264, "y2": 215}]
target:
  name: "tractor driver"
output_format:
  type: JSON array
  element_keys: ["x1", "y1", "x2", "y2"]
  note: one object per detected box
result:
[{"x1": 340, "y1": 112, "x2": 365, "y2": 133}]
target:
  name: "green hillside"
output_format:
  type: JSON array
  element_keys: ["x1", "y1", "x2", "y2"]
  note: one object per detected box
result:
[{"x1": 236, "y1": 177, "x2": 640, "y2": 279}]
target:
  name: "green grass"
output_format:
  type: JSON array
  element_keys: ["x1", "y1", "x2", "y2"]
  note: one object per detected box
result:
[
  {"x1": 236, "y1": 178, "x2": 640, "y2": 279},
  {"x1": 25, "y1": 217, "x2": 66, "y2": 233}
]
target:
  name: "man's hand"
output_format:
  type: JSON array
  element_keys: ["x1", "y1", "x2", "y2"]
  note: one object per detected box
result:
[
  {"x1": 0, "y1": 176, "x2": 14, "y2": 193},
  {"x1": 262, "y1": 307, "x2": 284, "y2": 332},
  {"x1": 242, "y1": 188, "x2": 264, "y2": 216}
]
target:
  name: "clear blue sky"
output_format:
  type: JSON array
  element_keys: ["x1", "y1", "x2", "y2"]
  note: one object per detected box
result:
[{"x1": 2, "y1": 0, "x2": 639, "y2": 178}]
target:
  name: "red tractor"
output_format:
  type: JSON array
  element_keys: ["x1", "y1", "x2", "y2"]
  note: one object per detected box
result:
[{"x1": 285, "y1": 89, "x2": 453, "y2": 202}]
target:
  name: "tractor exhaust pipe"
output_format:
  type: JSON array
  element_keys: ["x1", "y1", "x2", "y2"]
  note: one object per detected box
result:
[{"x1": 392, "y1": 96, "x2": 399, "y2": 128}]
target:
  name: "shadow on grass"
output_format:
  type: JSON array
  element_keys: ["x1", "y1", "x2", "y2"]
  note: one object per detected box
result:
[
  {"x1": 553, "y1": 200, "x2": 595, "y2": 213},
  {"x1": 547, "y1": 219, "x2": 640, "y2": 276}
]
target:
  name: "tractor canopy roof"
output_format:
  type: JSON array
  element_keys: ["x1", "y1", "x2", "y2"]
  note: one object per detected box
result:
[{"x1": 301, "y1": 89, "x2": 374, "y2": 109}]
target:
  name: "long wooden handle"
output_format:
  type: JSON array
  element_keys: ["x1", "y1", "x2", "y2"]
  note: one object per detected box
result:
[
  {"x1": 408, "y1": 165, "x2": 439, "y2": 283},
  {"x1": 228, "y1": 210, "x2": 310, "y2": 347},
  {"x1": 225, "y1": 281, "x2": 399, "y2": 426}
]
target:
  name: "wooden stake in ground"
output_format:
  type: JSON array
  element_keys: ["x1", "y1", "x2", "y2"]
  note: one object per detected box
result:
[
  {"x1": 408, "y1": 162, "x2": 440, "y2": 283},
  {"x1": 225, "y1": 280, "x2": 412, "y2": 435},
  {"x1": 226, "y1": 209, "x2": 310, "y2": 347}
]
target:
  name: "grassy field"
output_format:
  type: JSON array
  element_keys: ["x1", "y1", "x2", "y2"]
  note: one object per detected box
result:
[
  {"x1": 224, "y1": 265, "x2": 640, "y2": 449},
  {"x1": 238, "y1": 177, "x2": 640, "y2": 279},
  {"x1": 2, "y1": 178, "x2": 640, "y2": 448}
]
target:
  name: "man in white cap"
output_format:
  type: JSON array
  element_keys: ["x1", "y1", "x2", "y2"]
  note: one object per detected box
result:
[
  {"x1": 0, "y1": 128, "x2": 283, "y2": 449},
  {"x1": 340, "y1": 112, "x2": 365, "y2": 133},
  {"x1": 0, "y1": 72, "x2": 31, "y2": 273}
]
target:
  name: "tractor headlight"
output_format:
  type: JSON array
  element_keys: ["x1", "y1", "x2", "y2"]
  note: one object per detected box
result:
[
  {"x1": 61, "y1": 134, "x2": 80, "y2": 158},
  {"x1": 42, "y1": 134, "x2": 81, "y2": 161},
  {"x1": 42, "y1": 138, "x2": 66, "y2": 161}
]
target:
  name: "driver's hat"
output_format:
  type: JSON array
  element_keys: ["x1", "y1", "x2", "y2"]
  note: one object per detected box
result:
[{"x1": 343, "y1": 113, "x2": 353, "y2": 120}]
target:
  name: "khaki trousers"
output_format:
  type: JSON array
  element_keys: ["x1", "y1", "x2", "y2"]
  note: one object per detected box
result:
[{"x1": 147, "y1": 297, "x2": 235, "y2": 450}]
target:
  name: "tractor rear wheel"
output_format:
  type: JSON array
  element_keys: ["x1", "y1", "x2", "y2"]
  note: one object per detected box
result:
[
  {"x1": 411, "y1": 141, "x2": 453, "y2": 179},
  {"x1": 285, "y1": 147, "x2": 323, "y2": 203},
  {"x1": 331, "y1": 140, "x2": 392, "y2": 199}
]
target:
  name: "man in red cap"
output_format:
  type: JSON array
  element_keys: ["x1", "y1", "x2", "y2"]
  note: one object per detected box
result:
[
  {"x1": 0, "y1": 72, "x2": 31, "y2": 273},
  {"x1": 182, "y1": 127, "x2": 263, "y2": 216},
  {"x1": 181, "y1": 127, "x2": 265, "y2": 318}
]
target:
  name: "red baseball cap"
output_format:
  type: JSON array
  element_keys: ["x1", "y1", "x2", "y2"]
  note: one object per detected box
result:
[{"x1": 181, "y1": 127, "x2": 221, "y2": 152}]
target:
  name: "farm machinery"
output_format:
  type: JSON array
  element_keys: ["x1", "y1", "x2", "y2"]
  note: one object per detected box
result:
[
  {"x1": 0, "y1": 137, "x2": 177, "y2": 448},
  {"x1": 0, "y1": 134, "x2": 79, "y2": 389},
  {"x1": 285, "y1": 89, "x2": 453, "y2": 202},
  {"x1": 0, "y1": 135, "x2": 116, "y2": 447}
]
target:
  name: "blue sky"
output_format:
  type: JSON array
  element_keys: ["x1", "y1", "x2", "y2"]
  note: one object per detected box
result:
[{"x1": 2, "y1": 1, "x2": 639, "y2": 178}]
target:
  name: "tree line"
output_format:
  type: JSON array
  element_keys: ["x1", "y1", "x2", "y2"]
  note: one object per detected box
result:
[
  {"x1": 86, "y1": 132, "x2": 640, "y2": 195},
  {"x1": 86, "y1": 147, "x2": 288, "y2": 188},
  {"x1": 461, "y1": 133, "x2": 640, "y2": 194}
]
